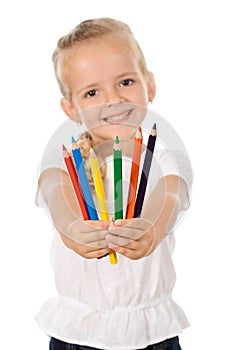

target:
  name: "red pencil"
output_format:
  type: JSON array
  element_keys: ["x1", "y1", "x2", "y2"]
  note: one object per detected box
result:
[
  {"x1": 126, "y1": 126, "x2": 143, "y2": 219},
  {"x1": 62, "y1": 145, "x2": 89, "y2": 220}
]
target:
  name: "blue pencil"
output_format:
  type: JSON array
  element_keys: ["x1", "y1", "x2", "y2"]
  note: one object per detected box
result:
[{"x1": 71, "y1": 144, "x2": 98, "y2": 220}]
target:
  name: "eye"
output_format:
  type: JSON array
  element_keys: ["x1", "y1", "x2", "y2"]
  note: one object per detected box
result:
[
  {"x1": 85, "y1": 90, "x2": 98, "y2": 98},
  {"x1": 120, "y1": 79, "x2": 134, "y2": 87}
]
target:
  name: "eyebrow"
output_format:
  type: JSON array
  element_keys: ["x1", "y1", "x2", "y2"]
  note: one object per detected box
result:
[{"x1": 117, "y1": 71, "x2": 139, "y2": 79}]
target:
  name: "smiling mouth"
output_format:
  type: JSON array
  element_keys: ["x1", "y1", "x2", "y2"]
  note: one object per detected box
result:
[{"x1": 103, "y1": 109, "x2": 133, "y2": 124}]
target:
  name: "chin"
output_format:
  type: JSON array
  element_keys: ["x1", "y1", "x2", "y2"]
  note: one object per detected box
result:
[
  {"x1": 101, "y1": 123, "x2": 137, "y2": 141},
  {"x1": 92, "y1": 123, "x2": 137, "y2": 143}
]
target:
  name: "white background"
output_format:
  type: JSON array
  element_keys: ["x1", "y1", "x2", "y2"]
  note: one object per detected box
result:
[{"x1": 0, "y1": 0, "x2": 232, "y2": 349}]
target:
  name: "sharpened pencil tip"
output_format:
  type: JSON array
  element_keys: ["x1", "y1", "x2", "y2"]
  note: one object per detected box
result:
[
  {"x1": 153, "y1": 122, "x2": 157, "y2": 130},
  {"x1": 115, "y1": 136, "x2": 119, "y2": 144},
  {"x1": 72, "y1": 136, "x2": 76, "y2": 144},
  {"x1": 62, "y1": 144, "x2": 69, "y2": 157},
  {"x1": 135, "y1": 125, "x2": 143, "y2": 139},
  {"x1": 89, "y1": 148, "x2": 96, "y2": 159}
]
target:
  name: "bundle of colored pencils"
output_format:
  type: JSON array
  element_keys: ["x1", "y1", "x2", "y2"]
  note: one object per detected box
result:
[
  {"x1": 63, "y1": 140, "x2": 118, "y2": 265},
  {"x1": 112, "y1": 122, "x2": 157, "y2": 222},
  {"x1": 62, "y1": 122, "x2": 157, "y2": 265}
]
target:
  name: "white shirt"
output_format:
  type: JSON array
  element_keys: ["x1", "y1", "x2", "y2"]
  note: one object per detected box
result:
[{"x1": 35, "y1": 114, "x2": 193, "y2": 349}]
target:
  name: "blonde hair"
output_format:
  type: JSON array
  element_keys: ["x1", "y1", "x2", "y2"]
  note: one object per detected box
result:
[
  {"x1": 73, "y1": 132, "x2": 107, "y2": 191},
  {"x1": 52, "y1": 17, "x2": 149, "y2": 99}
]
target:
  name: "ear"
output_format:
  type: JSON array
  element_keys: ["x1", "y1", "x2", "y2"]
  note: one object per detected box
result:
[
  {"x1": 147, "y1": 72, "x2": 156, "y2": 103},
  {"x1": 60, "y1": 98, "x2": 81, "y2": 123}
]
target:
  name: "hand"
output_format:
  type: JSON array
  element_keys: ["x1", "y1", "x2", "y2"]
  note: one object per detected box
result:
[
  {"x1": 105, "y1": 218, "x2": 156, "y2": 260},
  {"x1": 60, "y1": 219, "x2": 111, "y2": 259}
]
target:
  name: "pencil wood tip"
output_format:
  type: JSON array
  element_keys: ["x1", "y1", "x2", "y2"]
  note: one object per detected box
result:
[
  {"x1": 150, "y1": 123, "x2": 157, "y2": 136},
  {"x1": 62, "y1": 144, "x2": 69, "y2": 157},
  {"x1": 136, "y1": 126, "x2": 143, "y2": 139},
  {"x1": 113, "y1": 136, "x2": 122, "y2": 150},
  {"x1": 89, "y1": 148, "x2": 96, "y2": 158}
]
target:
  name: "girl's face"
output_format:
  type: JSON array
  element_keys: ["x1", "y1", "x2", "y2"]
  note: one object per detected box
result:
[{"x1": 61, "y1": 36, "x2": 156, "y2": 144}]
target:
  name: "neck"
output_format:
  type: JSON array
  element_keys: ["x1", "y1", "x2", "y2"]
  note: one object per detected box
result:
[{"x1": 91, "y1": 135, "x2": 138, "y2": 159}]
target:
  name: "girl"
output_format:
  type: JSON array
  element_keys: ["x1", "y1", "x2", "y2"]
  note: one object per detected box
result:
[{"x1": 36, "y1": 18, "x2": 192, "y2": 350}]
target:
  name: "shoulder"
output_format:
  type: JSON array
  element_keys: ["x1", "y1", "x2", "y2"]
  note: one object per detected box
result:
[{"x1": 38, "y1": 120, "x2": 87, "y2": 175}]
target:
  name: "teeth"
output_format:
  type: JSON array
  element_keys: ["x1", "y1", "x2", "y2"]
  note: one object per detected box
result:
[{"x1": 104, "y1": 110, "x2": 130, "y2": 122}]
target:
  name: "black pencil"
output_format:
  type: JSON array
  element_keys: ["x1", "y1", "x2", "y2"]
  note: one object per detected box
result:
[{"x1": 134, "y1": 123, "x2": 157, "y2": 218}]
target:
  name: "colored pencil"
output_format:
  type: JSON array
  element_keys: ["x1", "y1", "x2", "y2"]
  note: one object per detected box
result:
[
  {"x1": 126, "y1": 126, "x2": 143, "y2": 219},
  {"x1": 134, "y1": 123, "x2": 157, "y2": 218},
  {"x1": 89, "y1": 148, "x2": 109, "y2": 221},
  {"x1": 113, "y1": 136, "x2": 123, "y2": 220},
  {"x1": 71, "y1": 144, "x2": 98, "y2": 220},
  {"x1": 62, "y1": 145, "x2": 89, "y2": 220},
  {"x1": 89, "y1": 148, "x2": 118, "y2": 265}
]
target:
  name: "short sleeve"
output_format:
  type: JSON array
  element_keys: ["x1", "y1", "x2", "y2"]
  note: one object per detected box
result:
[{"x1": 35, "y1": 119, "x2": 87, "y2": 207}]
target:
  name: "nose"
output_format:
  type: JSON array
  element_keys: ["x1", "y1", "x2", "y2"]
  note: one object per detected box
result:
[{"x1": 104, "y1": 87, "x2": 124, "y2": 106}]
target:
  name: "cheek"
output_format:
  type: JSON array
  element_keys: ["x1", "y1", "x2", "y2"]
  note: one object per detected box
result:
[
  {"x1": 140, "y1": 85, "x2": 150, "y2": 101},
  {"x1": 79, "y1": 106, "x2": 102, "y2": 128},
  {"x1": 130, "y1": 86, "x2": 149, "y2": 105}
]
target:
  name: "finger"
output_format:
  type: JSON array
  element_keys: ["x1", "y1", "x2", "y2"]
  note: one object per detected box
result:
[
  {"x1": 112, "y1": 244, "x2": 143, "y2": 260},
  {"x1": 108, "y1": 232, "x2": 154, "y2": 259},
  {"x1": 74, "y1": 244, "x2": 110, "y2": 259},
  {"x1": 107, "y1": 223, "x2": 145, "y2": 241},
  {"x1": 109, "y1": 218, "x2": 152, "y2": 240},
  {"x1": 66, "y1": 220, "x2": 109, "y2": 244},
  {"x1": 114, "y1": 218, "x2": 152, "y2": 231},
  {"x1": 106, "y1": 233, "x2": 134, "y2": 247},
  {"x1": 84, "y1": 247, "x2": 110, "y2": 259},
  {"x1": 79, "y1": 219, "x2": 110, "y2": 232},
  {"x1": 75, "y1": 234, "x2": 109, "y2": 248}
]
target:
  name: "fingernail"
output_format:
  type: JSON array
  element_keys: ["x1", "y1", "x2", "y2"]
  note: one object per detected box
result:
[
  {"x1": 114, "y1": 220, "x2": 123, "y2": 226},
  {"x1": 108, "y1": 226, "x2": 116, "y2": 234}
]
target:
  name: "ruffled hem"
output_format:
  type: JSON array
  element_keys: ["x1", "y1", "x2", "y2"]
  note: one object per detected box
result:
[{"x1": 35, "y1": 296, "x2": 189, "y2": 350}]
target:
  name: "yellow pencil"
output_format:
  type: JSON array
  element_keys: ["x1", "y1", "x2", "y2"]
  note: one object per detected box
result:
[{"x1": 89, "y1": 148, "x2": 118, "y2": 264}]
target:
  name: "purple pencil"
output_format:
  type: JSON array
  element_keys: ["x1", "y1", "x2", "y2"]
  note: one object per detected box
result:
[{"x1": 134, "y1": 123, "x2": 157, "y2": 218}]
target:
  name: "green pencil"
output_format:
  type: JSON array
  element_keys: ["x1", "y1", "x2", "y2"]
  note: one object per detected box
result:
[{"x1": 113, "y1": 136, "x2": 123, "y2": 220}]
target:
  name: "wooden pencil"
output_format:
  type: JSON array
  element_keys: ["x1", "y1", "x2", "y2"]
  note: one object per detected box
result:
[
  {"x1": 89, "y1": 148, "x2": 118, "y2": 265},
  {"x1": 62, "y1": 145, "x2": 89, "y2": 220},
  {"x1": 89, "y1": 148, "x2": 109, "y2": 221},
  {"x1": 71, "y1": 144, "x2": 98, "y2": 220},
  {"x1": 126, "y1": 126, "x2": 143, "y2": 219},
  {"x1": 134, "y1": 123, "x2": 157, "y2": 218},
  {"x1": 113, "y1": 136, "x2": 123, "y2": 220}
]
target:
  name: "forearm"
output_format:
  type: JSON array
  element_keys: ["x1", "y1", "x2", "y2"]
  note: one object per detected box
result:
[
  {"x1": 142, "y1": 175, "x2": 187, "y2": 253},
  {"x1": 38, "y1": 168, "x2": 110, "y2": 258},
  {"x1": 105, "y1": 175, "x2": 188, "y2": 260},
  {"x1": 38, "y1": 168, "x2": 81, "y2": 235}
]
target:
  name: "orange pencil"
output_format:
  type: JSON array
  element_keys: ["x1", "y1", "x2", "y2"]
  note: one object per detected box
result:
[
  {"x1": 62, "y1": 145, "x2": 89, "y2": 220},
  {"x1": 125, "y1": 126, "x2": 143, "y2": 218}
]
